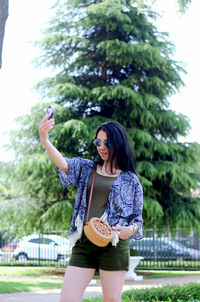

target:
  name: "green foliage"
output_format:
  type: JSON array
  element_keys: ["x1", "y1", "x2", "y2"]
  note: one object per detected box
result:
[
  {"x1": 3, "y1": 0, "x2": 200, "y2": 235},
  {"x1": 130, "y1": 249, "x2": 140, "y2": 256},
  {"x1": 133, "y1": 0, "x2": 192, "y2": 14},
  {"x1": 0, "y1": 150, "x2": 76, "y2": 236},
  {"x1": 0, "y1": 161, "x2": 14, "y2": 191},
  {"x1": 177, "y1": 0, "x2": 192, "y2": 13},
  {"x1": 0, "y1": 183, "x2": 8, "y2": 200},
  {"x1": 82, "y1": 283, "x2": 200, "y2": 302},
  {"x1": 122, "y1": 282, "x2": 200, "y2": 302},
  {"x1": 0, "y1": 197, "x2": 44, "y2": 237},
  {"x1": 0, "y1": 105, "x2": 76, "y2": 236},
  {"x1": 0, "y1": 161, "x2": 14, "y2": 202}
]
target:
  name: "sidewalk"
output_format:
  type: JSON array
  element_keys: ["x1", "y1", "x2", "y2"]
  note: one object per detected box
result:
[{"x1": 0, "y1": 275, "x2": 199, "y2": 302}]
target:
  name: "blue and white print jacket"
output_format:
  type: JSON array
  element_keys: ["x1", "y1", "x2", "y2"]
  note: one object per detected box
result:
[{"x1": 57, "y1": 157, "x2": 143, "y2": 247}]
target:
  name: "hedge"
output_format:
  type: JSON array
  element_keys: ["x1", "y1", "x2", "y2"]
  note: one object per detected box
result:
[{"x1": 82, "y1": 282, "x2": 200, "y2": 302}]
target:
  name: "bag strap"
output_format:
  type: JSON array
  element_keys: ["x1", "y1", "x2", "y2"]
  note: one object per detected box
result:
[{"x1": 85, "y1": 168, "x2": 96, "y2": 224}]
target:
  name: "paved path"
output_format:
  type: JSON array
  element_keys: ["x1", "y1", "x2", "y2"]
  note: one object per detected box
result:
[{"x1": 0, "y1": 275, "x2": 199, "y2": 302}]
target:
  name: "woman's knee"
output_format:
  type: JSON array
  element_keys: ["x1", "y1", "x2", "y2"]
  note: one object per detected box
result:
[
  {"x1": 59, "y1": 298, "x2": 71, "y2": 302},
  {"x1": 103, "y1": 292, "x2": 122, "y2": 302},
  {"x1": 59, "y1": 266, "x2": 95, "y2": 302},
  {"x1": 100, "y1": 270, "x2": 125, "y2": 302},
  {"x1": 59, "y1": 294, "x2": 80, "y2": 302}
]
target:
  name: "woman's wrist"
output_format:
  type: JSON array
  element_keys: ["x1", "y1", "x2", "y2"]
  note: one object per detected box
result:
[
  {"x1": 130, "y1": 223, "x2": 138, "y2": 236},
  {"x1": 40, "y1": 135, "x2": 50, "y2": 145}
]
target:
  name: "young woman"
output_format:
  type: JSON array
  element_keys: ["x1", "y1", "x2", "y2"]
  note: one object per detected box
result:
[{"x1": 38, "y1": 114, "x2": 143, "y2": 302}]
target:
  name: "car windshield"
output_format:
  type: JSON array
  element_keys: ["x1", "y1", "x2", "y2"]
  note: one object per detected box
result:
[
  {"x1": 132, "y1": 238, "x2": 187, "y2": 250},
  {"x1": 50, "y1": 236, "x2": 69, "y2": 246},
  {"x1": 18, "y1": 235, "x2": 70, "y2": 246},
  {"x1": 166, "y1": 240, "x2": 186, "y2": 249}
]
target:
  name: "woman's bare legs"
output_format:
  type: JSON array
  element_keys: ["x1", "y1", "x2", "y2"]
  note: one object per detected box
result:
[
  {"x1": 59, "y1": 266, "x2": 95, "y2": 302},
  {"x1": 100, "y1": 269, "x2": 126, "y2": 302}
]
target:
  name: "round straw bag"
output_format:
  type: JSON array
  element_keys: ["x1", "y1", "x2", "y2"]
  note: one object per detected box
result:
[
  {"x1": 84, "y1": 217, "x2": 114, "y2": 247},
  {"x1": 83, "y1": 169, "x2": 114, "y2": 247}
]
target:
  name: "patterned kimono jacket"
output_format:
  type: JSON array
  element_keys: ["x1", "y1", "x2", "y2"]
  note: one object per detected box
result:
[{"x1": 57, "y1": 157, "x2": 143, "y2": 247}]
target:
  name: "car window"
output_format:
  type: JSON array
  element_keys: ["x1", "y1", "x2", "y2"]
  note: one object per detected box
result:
[
  {"x1": 29, "y1": 238, "x2": 41, "y2": 244},
  {"x1": 132, "y1": 239, "x2": 154, "y2": 249},
  {"x1": 140, "y1": 239, "x2": 154, "y2": 248},
  {"x1": 42, "y1": 238, "x2": 58, "y2": 245},
  {"x1": 157, "y1": 242, "x2": 169, "y2": 248},
  {"x1": 167, "y1": 240, "x2": 184, "y2": 249}
]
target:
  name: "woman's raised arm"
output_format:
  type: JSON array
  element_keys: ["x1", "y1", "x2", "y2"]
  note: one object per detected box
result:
[{"x1": 38, "y1": 115, "x2": 69, "y2": 173}]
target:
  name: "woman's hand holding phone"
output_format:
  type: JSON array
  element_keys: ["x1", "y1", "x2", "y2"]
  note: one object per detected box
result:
[
  {"x1": 47, "y1": 106, "x2": 56, "y2": 120},
  {"x1": 38, "y1": 106, "x2": 55, "y2": 143},
  {"x1": 38, "y1": 106, "x2": 68, "y2": 173}
]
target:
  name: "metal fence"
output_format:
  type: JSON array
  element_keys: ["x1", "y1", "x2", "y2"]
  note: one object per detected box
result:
[
  {"x1": 130, "y1": 230, "x2": 200, "y2": 270},
  {"x1": 0, "y1": 230, "x2": 200, "y2": 270},
  {"x1": 0, "y1": 231, "x2": 71, "y2": 267}
]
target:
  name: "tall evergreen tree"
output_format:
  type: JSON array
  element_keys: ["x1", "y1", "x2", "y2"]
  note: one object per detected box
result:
[
  {"x1": 3, "y1": 0, "x2": 200, "y2": 236},
  {"x1": 0, "y1": 0, "x2": 193, "y2": 69}
]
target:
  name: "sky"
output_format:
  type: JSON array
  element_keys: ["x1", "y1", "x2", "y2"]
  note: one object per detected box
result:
[{"x1": 0, "y1": 0, "x2": 200, "y2": 162}]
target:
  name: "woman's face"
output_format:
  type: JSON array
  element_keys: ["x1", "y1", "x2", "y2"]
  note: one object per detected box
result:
[{"x1": 96, "y1": 130, "x2": 109, "y2": 162}]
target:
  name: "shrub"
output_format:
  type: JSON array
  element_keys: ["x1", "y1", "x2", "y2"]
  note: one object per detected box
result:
[
  {"x1": 122, "y1": 283, "x2": 200, "y2": 301},
  {"x1": 82, "y1": 283, "x2": 200, "y2": 302},
  {"x1": 130, "y1": 249, "x2": 140, "y2": 256}
]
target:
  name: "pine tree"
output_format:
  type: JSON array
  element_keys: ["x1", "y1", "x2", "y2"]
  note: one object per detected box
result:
[{"x1": 4, "y1": 0, "x2": 200, "y2": 235}]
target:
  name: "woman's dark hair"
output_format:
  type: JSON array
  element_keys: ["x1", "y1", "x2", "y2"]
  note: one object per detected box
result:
[{"x1": 94, "y1": 121, "x2": 137, "y2": 174}]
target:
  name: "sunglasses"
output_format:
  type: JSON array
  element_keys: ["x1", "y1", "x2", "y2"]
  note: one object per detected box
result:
[{"x1": 93, "y1": 139, "x2": 110, "y2": 148}]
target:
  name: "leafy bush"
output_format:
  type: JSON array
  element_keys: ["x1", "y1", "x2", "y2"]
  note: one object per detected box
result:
[
  {"x1": 130, "y1": 249, "x2": 140, "y2": 256},
  {"x1": 123, "y1": 283, "x2": 200, "y2": 301},
  {"x1": 82, "y1": 283, "x2": 200, "y2": 302}
]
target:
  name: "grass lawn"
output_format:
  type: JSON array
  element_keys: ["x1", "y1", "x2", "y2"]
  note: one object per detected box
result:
[
  {"x1": 0, "y1": 267, "x2": 64, "y2": 293},
  {"x1": 136, "y1": 269, "x2": 200, "y2": 279},
  {"x1": 0, "y1": 266, "x2": 66, "y2": 277},
  {"x1": 1, "y1": 266, "x2": 200, "y2": 278},
  {"x1": 0, "y1": 278, "x2": 63, "y2": 293},
  {"x1": 0, "y1": 267, "x2": 200, "y2": 294}
]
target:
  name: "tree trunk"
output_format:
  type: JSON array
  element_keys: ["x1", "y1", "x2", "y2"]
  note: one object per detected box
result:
[{"x1": 0, "y1": 0, "x2": 9, "y2": 69}]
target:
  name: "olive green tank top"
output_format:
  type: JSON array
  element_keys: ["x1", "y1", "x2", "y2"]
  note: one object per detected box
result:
[{"x1": 85, "y1": 171, "x2": 117, "y2": 221}]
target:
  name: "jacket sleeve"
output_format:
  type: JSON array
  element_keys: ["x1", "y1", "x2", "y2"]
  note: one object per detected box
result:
[
  {"x1": 57, "y1": 157, "x2": 88, "y2": 187},
  {"x1": 128, "y1": 177, "x2": 143, "y2": 240}
]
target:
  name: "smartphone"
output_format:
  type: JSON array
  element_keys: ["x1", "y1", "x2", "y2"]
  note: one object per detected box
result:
[{"x1": 47, "y1": 106, "x2": 56, "y2": 119}]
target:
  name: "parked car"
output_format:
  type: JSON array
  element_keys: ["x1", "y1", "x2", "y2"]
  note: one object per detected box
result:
[
  {"x1": 13, "y1": 234, "x2": 71, "y2": 262},
  {"x1": 0, "y1": 242, "x2": 19, "y2": 253},
  {"x1": 130, "y1": 237, "x2": 200, "y2": 261}
]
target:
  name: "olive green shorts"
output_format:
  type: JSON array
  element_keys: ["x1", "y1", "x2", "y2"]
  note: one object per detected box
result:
[{"x1": 68, "y1": 232, "x2": 130, "y2": 271}]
